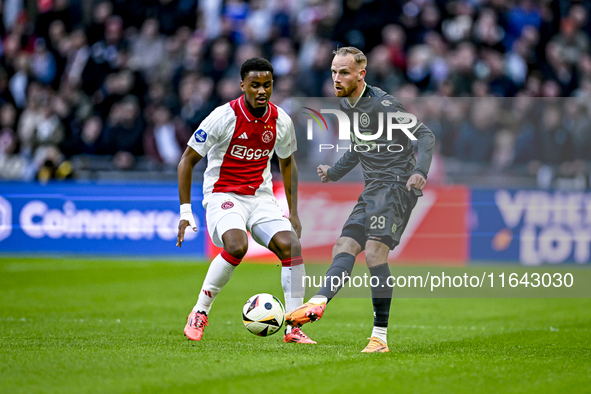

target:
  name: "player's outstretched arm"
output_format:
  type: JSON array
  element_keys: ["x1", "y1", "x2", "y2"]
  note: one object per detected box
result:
[
  {"x1": 279, "y1": 154, "x2": 302, "y2": 238},
  {"x1": 177, "y1": 147, "x2": 203, "y2": 247}
]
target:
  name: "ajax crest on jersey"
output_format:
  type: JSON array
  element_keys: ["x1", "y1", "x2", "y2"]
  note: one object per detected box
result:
[
  {"x1": 242, "y1": 293, "x2": 285, "y2": 337},
  {"x1": 262, "y1": 128, "x2": 274, "y2": 143}
]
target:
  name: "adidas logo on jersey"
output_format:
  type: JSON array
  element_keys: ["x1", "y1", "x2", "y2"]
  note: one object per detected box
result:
[{"x1": 238, "y1": 132, "x2": 248, "y2": 139}]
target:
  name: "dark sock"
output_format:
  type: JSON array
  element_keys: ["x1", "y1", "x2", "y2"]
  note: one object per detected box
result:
[
  {"x1": 316, "y1": 252, "x2": 356, "y2": 302},
  {"x1": 369, "y1": 263, "x2": 392, "y2": 328}
]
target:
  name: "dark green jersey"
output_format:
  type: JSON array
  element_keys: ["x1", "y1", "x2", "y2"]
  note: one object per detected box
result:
[{"x1": 327, "y1": 84, "x2": 435, "y2": 183}]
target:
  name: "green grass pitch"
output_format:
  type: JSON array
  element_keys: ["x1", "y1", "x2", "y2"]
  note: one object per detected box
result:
[{"x1": 1, "y1": 256, "x2": 590, "y2": 394}]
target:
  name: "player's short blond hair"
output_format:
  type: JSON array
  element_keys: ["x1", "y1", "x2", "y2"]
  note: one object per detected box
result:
[{"x1": 332, "y1": 47, "x2": 367, "y2": 69}]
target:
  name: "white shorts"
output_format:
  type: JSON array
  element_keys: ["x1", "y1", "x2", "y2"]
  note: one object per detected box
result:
[{"x1": 203, "y1": 192, "x2": 293, "y2": 248}]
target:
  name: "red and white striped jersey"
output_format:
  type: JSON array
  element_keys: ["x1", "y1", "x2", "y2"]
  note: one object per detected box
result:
[{"x1": 188, "y1": 95, "x2": 296, "y2": 199}]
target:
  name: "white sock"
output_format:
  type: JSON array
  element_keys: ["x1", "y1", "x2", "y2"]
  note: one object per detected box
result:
[
  {"x1": 309, "y1": 295, "x2": 328, "y2": 304},
  {"x1": 371, "y1": 326, "x2": 388, "y2": 344},
  {"x1": 282, "y1": 260, "x2": 305, "y2": 334},
  {"x1": 194, "y1": 252, "x2": 239, "y2": 314}
]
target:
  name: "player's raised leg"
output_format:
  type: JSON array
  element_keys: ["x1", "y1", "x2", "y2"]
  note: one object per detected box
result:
[
  {"x1": 185, "y1": 216, "x2": 248, "y2": 341},
  {"x1": 285, "y1": 235, "x2": 361, "y2": 327}
]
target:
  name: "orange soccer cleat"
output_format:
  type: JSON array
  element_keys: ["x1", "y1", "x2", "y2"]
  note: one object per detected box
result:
[
  {"x1": 184, "y1": 310, "x2": 209, "y2": 341},
  {"x1": 285, "y1": 301, "x2": 326, "y2": 327},
  {"x1": 361, "y1": 337, "x2": 389, "y2": 353}
]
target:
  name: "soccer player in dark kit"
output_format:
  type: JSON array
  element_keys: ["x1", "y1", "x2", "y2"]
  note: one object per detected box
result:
[{"x1": 286, "y1": 47, "x2": 436, "y2": 352}]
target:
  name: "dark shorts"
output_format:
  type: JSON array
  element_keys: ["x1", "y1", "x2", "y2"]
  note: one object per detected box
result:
[{"x1": 340, "y1": 182, "x2": 419, "y2": 250}]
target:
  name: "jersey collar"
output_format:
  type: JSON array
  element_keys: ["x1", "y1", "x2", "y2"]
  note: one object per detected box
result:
[
  {"x1": 239, "y1": 95, "x2": 272, "y2": 123},
  {"x1": 344, "y1": 83, "x2": 367, "y2": 109}
]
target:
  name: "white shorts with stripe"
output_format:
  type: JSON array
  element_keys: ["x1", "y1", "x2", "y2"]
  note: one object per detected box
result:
[{"x1": 203, "y1": 192, "x2": 293, "y2": 248}]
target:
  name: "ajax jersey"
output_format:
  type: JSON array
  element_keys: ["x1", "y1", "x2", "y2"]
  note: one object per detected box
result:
[{"x1": 188, "y1": 96, "x2": 296, "y2": 199}]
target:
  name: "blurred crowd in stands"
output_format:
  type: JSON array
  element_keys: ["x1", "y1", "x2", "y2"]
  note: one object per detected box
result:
[{"x1": 0, "y1": 0, "x2": 590, "y2": 186}]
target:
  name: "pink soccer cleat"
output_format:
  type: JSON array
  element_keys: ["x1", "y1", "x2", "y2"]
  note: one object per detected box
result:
[
  {"x1": 184, "y1": 310, "x2": 209, "y2": 341},
  {"x1": 283, "y1": 327, "x2": 317, "y2": 344}
]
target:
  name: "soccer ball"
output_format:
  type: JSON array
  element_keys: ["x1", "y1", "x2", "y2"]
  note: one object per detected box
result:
[{"x1": 242, "y1": 293, "x2": 285, "y2": 337}]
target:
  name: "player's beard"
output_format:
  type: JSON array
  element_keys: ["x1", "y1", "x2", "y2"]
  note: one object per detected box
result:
[{"x1": 334, "y1": 81, "x2": 357, "y2": 97}]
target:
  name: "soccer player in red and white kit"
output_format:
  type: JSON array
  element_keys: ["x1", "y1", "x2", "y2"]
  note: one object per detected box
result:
[{"x1": 176, "y1": 58, "x2": 315, "y2": 344}]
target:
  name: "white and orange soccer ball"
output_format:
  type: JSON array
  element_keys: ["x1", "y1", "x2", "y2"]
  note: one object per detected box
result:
[{"x1": 242, "y1": 293, "x2": 285, "y2": 337}]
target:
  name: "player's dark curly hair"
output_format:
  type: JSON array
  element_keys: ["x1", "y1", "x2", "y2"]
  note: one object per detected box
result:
[{"x1": 240, "y1": 58, "x2": 274, "y2": 80}]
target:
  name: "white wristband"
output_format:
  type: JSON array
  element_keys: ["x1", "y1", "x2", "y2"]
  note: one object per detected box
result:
[{"x1": 180, "y1": 203, "x2": 197, "y2": 230}]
